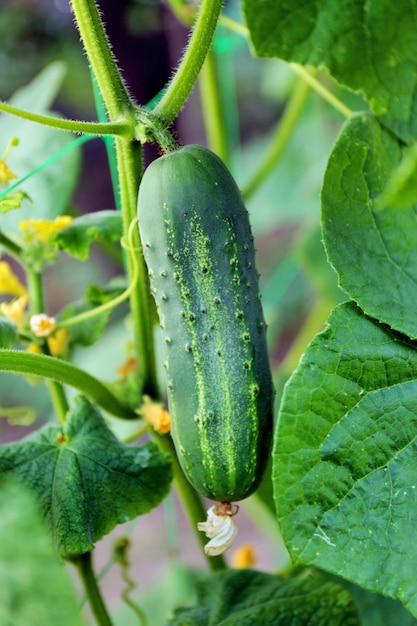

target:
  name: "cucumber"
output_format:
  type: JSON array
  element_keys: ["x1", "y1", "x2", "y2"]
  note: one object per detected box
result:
[{"x1": 137, "y1": 145, "x2": 274, "y2": 502}]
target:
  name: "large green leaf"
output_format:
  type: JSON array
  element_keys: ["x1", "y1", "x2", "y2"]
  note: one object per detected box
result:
[
  {"x1": 55, "y1": 210, "x2": 123, "y2": 261},
  {"x1": 0, "y1": 479, "x2": 84, "y2": 626},
  {"x1": 0, "y1": 395, "x2": 172, "y2": 557},
  {"x1": 242, "y1": 0, "x2": 417, "y2": 143},
  {"x1": 167, "y1": 568, "x2": 360, "y2": 625},
  {"x1": 321, "y1": 113, "x2": 417, "y2": 339},
  {"x1": 340, "y1": 579, "x2": 417, "y2": 626},
  {"x1": 0, "y1": 62, "x2": 81, "y2": 233},
  {"x1": 274, "y1": 301, "x2": 417, "y2": 616}
]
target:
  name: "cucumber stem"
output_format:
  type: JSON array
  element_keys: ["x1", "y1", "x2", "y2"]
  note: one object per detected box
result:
[
  {"x1": 26, "y1": 268, "x2": 69, "y2": 423},
  {"x1": 70, "y1": 552, "x2": 115, "y2": 626},
  {"x1": 70, "y1": 0, "x2": 132, "y2": 121},
  {"x1": 153, "y1": 0, "x2": 224, "y2": 125},
  {"x1": 114, "y1": 139, "x2": 159, "y2": 398},
  {"x1": 0, "y1": 350, "x2": 136, "y2": 420},
  {"x1": 154, "y1": 433, "x2": 226, "y2": 572}
]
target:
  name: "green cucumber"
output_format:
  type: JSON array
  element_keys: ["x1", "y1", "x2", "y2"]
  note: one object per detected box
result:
[{"x1": 137, "y1": 144, "x2": 274, "y2": 502}]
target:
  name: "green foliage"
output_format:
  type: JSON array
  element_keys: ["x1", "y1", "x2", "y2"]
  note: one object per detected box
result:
[
  {"x1": 339, "y1": 578, "x2": 417, "y2": 626},
  {"x1": 0, "y1": 316, "x2": 18, "y2": 348},
  {"x1": 0, "y1": 62, "x2": 81, "y2": 233},
  {"x1": 58, "y1": 298, "x2": 114, "y2": 348},
  {"x1": 0, "y1": 478, "x2": 84, "y2": 626},
  {"x1": 243, "y1": 0, "x2": 417, "y2": 143},
  {"x1": 55, "y1": 210, "x2": 123, "y2": 261},
  {"x1": 274, "y1": 302, "x2": 417, "y2": 615},
  {"x1": 167, "y1": 569, "x2": 360, "y2": 625},
  {"x1": 0, "y1": 395, "x2": 172, "y2": 557},
  {"x1": 322, "y1": 113, "x2": 417, "y2": 338},
  {"x1": 0, "y1": 190, "x2": 30, "y2": 213}
]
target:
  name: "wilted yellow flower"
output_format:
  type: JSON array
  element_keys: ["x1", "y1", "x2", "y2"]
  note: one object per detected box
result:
[
  {"x1": 19, "y1": 215, "x2": 73, "y2": 243},
  {"x1": 1, "y1": 294, "x2": 28, "y2": 327},
  {"x1": 48, "y1": 328, "x2": 69, "y2": 356},
  {"x1": 231, "y1": 544, "x2": 257, "y2": 569},
  {"x1": 116, "y1": 356, "x2": 137, "y2": 377},
  {"x1": 0, "y1": 261, "x2": 26, "y2": 296},
  {"x1": 138, "y1": 395, "x2": 171, "y2": 434},
  {"x1": 29, "y1": 313, "x2": 56, "y2": 338},
  {"x1": 0, "y1": 161, "x2": 17, "y2": 185}
]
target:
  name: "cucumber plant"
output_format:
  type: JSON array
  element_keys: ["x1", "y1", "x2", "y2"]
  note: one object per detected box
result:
[{"x1": 0, "y1": 0, "x2": 416, "y2": 625}]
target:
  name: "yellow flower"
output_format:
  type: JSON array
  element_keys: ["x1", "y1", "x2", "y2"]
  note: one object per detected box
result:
[
  {"x1": 138, "y1": 395, "x2": 171, "y2": 434},
  {"x1": 29, "y1": 313, "x2": 56, "y2": 338},
  {"x1": 231, "y1": 544, "x2": 257, "y2": 569},
  {"x1": 0, "y1": 261, "x2": 27, "y2": 296},
  {"x1": 19, "y1": 215, "x2": 73, "y2": 243},
  {"x1": 26, "y1": 342, "x2": 42, "y2": 355},
  {"x1": 0, "y1": 161, "x2": 17, "y2": 185},
  {"x1": 48, "y1": 328, "x2": 69, "y2": 356},
  {"x1": 1, "y1": 294, "x2": 28, "y2": 327}
]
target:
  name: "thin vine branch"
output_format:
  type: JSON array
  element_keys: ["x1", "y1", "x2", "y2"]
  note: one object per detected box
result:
[
  {"x1": 241, "y1": 76, "x2": 312, "y2": 200},
  {"x1": 199, "y1": 50, "x2": 229, "y2": 163},
  {"x1": 0, "y1": 350, "x2": 137, "y2": 420},
  {"x1": 0, "y1": 101, "x2": 132, "y2": 137},
  {"x1": 0, "y1": 231, "x2": 22, "y2": 258},
  {"x1": 58, "y1": 219, "x2": 140, "y2": 330},
  {"x1": 153, "y1": 0, "x2": 224, "y2": 125}
]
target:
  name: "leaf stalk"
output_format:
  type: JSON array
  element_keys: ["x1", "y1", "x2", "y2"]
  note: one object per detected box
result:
[{"x1": 71, "y1": 552, "x2": 115, "y2": 626}]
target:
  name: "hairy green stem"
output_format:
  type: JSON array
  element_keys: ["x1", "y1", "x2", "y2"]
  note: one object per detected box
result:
[
  {"x1": 71, "y1": 552, "x2": 115, "y2": 626},
  {"x1": 0, "y1": 100, "x2": 131, "y2": 136},
  {"x1": 70, "y1": 0, "x2": 132, "y2": 121},
  {"x1": 153, "y1": 0, "x2": 224, "y2": 125},
  {"x1": 70, "y1": 0, "x2": 159, "y2": 397},
  {"x1": 155, "y1": 433, "x2": 226, "y2": 572},
  {"x1": 90, "y1": 70, "x2": 121, "y2": 209},
  {"x1": 0, "y1": 350, "x2": 136, "y2": 420},
  {"x1": 242, "y1": 76, "x2": 312, "y2": 200},
  {"x1": 199, "y1": 50, "x2": 229, "y2": 163}
]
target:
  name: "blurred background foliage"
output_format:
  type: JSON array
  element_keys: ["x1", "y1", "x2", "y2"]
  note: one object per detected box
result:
[{"x1": 0, "y1": 0, "x2": 357, "y2": 435}]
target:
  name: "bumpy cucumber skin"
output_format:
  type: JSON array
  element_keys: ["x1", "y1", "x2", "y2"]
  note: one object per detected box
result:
[{"x1": 137, "y1": 145, "x2": 274, "y2": 502}]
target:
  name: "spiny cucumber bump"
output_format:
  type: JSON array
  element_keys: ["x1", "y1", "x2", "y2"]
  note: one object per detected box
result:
[{"x1": 137, "y1": 144, "x2": 274, "y2": 502}]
